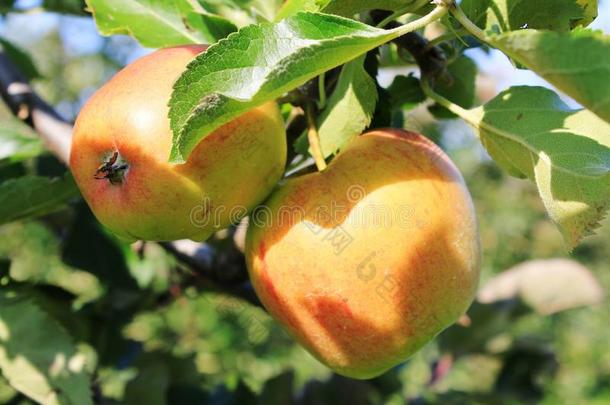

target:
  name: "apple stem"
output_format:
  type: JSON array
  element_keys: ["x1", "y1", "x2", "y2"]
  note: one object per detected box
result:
[{"x1": 306, "y1": 104, "x2": 327, "y2": 171}]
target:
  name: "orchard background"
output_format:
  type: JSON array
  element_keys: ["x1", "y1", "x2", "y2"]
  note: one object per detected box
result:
[{"x1": 0, "y1": 0, "x2": 609, "y2": 404}]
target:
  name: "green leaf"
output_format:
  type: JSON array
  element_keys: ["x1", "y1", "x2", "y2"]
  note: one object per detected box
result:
[
  {"x1": 275, "y1": 0, "x2": 324, "y2": 21},
  {"x1": 60, "y1": 203, "x2": 140, "y2": 294},
  {"x1": 0, "y1": 120, "x2": 44, "y2": 165},
  {"x1": 0, "y1": 173, "x2": 80, "y2": 225},
  {"x1": 169, "y1": 13, "x2": 393, "y2": 162},
  {"x1": 490, "y1": 0, "x2": 583, "y2": 32},
  {"x1": 196, "y1": 1, "x2": 252, "y2": 27},
  {"x1": 459, "y1": 0, "x2": 491, "y2": 30},
  {"x1": 317, "y1": 56, "x2": 377, "y2": 157},
  {"x1": 276, "y1": 0, "x2": 420, "y2": 19},
  {"x1": 428, "y1": 55, "x2": 477, "y2": 119},
  {"x1": 468, "y1": 86, "x2": 610, "y2": 247},
  {"x1": 0, "y1": 375, "x2": 17, "y2": 404},
  {"x1": 0, "y1": 290, "x2": 93, "y2": 405},
  {"x1": 123, "y1": 242, "x2": 172, "y2": 290},
  {"x1": 387, "y1": 75, "x2": 426, "y2": 109},
  {"x1": 86, "y1": 0, "x2": 237, "y2": 48},
  {"x1": 123, "y1": 355, "x2": 170, "y2": 405},
  {"x1": 168, "y1": 10, "x2": 445, "y2": 162},
  {"x1": 234, "y1": 0, "x2": 282, "y2": 22},
  {"x1": 322, "y1": 0, "x2": 421, "y2": 17},
  {"x1": 0, "y1": 38, "x2": 41, "y2": 80},
  {"x1": 573, "y1": 0, "x2": 597, "y2": 27},
  {"x1": 198, "y1": 0, "x2": 283, "y2": 26},
  {"x1": 460, "y1": 0, "x2": 588, "y2": 32},
  {"x1": 43, "y1": 0, "x2": 87, "y2": 15},
  {"x1": 488, "y1": 28, "x2": 610, "y2": 124},
  {"x1": 0, "y1": 222, "x2": 103, "y2": 307}
]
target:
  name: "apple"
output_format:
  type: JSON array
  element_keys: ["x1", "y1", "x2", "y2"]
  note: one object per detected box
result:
[
  {"x1": 245, "y1": 129, "x2": 480, "y2": 379},
  {"x1": 70, "y1": 45, "x2": 286, "y2": 241}
]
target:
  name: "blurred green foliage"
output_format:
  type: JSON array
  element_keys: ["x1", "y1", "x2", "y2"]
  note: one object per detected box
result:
[{"x1": 0, "y1": 3, "x2": 608, "y2": 404}]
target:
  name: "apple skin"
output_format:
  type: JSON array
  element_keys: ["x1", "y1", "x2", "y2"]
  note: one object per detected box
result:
[
  {"x1": 245, "y1": 129, "x2": 480, "y2": 379},
  {"x1": 70, "y1": 45, "x2": 286, "y2": 241}
]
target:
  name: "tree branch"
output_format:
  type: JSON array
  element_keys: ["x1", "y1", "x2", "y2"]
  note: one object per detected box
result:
[
  {"x1": 160, "y1": 237, "x2": 261, "y2": 307},
  {"x1": 0, "y1": 51, "x2": 72, "y2": 164},
  {"x1": 0, "y1": 50, "x2": 259, "y2": 307},
  {"x1": 370, "y1": 10, "x2": 448, "y2": 79}
]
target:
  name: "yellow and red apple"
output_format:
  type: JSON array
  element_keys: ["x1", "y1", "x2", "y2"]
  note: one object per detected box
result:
[{"x1": 245, "y1": 129, "x2": 481, "y2": 378}]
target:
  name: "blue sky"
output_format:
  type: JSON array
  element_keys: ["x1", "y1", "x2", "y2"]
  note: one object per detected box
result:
[{"x1": 1, "y1": 0, "x2": 609, "y2": 109}]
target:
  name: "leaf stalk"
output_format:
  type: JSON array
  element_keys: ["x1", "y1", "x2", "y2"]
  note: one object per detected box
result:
[
  {"x1": 392, "y1": 4, "x2": 449, "y2": 37},
  {"x1": 420, "y1": 76, "x2": 476, "y2": 123},
  {"x1": 306, "y1": 104, "x2": 327, "y2": 171},
  {"x1": 448, "y1": 2, "x2": 488, "y2": 44}
]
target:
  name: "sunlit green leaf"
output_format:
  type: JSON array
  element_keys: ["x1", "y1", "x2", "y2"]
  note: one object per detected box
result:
[
  {"x1": 322, "y1": 0, "x2": 423, "y2": 17},
  {"x1": 275, "y1": 0, "x2": 426, "y2": 20},
  {"x1": 197, "y1": 0, "x2": 283, "y2": 26},
  {"x1": 460, "y1": 0, "x2": 591, "y2": 32},
  {"x1": 468, "y1": 86, "x2": 610, "y2": 247},
  {"x1": 0, "y1": 173, "x2": 80, "y2": 225},
  {"x1": 573, "y1": 0, "x2": 598, "y2": 27},
  {"x1": 488, "y1": 28, "x2": 610, "y2": 124},
  {"x1": 275, "y1": 0, "x2": 323, "y2": 21},
  {"x1": 0, "y1": 222, "x2": 103, "y2": 307},
  {"x1": 316, "y1": 56, "x2": 377, "y2": 157},
  {"x1": 168, "y1": 10, "x2": 445, "y2": 162},
  {"x1": 0, "y1": 290, "x2": 93, "y2": 405},
  {"x1": 0, "y1": 375, "x2": 16, "y2": 404},
  {"x1": 0, "y1": 120, "x2": 44, "y2": 165},
  {"x1": 86, "y1": 0, "x2": 237, "y2": 47}
]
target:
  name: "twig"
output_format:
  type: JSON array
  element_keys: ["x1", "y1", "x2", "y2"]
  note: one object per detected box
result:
[
  {"x1": 160, "y1": 239, "x2": 261, "y2": 307},
  {"x1": 0, "y1": 51, "x2": 72, "y2": 164}
]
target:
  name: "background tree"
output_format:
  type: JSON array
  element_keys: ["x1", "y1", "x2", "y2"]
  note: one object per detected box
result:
[{"x1": 0, "y1": 0, "x2": 609, "y2": 404}]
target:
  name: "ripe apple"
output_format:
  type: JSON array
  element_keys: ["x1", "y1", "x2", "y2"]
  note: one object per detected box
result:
[
  {"x1": 245, "y1": 129, "x2": 480, "y2": 379},
  {"x1": 70, "y1": 45, "x2": 286, "y2": 241}
]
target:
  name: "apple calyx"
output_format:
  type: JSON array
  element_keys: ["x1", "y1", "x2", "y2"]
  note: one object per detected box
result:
[{"x1": 94, "y1": 151, "x2": 128, "y2": 185}]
